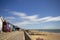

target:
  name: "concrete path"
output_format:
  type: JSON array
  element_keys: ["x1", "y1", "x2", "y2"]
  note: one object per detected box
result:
[{"x1": 0, "y1": 31, "x2": 25, "y2": 40}]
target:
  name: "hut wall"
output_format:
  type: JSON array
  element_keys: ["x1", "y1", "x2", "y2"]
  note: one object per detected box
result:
[
  {"x1": 2, "y1": 20, "x2": 8, "y2": 32},
  {"x1": 0, "y1": 17, "x2": 3, "y2": 31},
  {"x1": 2, "y1": 20, "x2": 12, "y2": 32},
  {"x1": 8, "y1": 24, "x2": 12, "y2": 32}
]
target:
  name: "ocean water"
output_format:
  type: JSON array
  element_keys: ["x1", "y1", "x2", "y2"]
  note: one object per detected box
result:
[{"x1": 38, "y1": 29, "x2": 60, "y2": 33}]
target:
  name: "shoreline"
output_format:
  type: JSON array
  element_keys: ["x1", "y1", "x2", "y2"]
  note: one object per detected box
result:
[{"x1": 26, "y1": 30, "x2": 60, "y2": 40}]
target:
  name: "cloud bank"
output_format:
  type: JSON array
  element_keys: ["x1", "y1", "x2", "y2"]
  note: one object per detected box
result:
[{"x1": 6, "y1": 11, "x2": 60, "y2": 29}]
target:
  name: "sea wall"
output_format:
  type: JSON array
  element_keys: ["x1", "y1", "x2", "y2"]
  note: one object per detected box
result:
[{"x1": 24, "y1": 31, "x2": 31, "y2": 40}]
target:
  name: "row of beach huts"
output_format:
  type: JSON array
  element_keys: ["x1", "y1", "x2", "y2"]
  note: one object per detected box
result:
[{"x1": 0, "y1": 16, "x2": 20, "y2": 32}]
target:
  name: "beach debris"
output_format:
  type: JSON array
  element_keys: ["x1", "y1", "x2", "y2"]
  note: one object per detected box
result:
[{"x1": 36, "y1": 37, "x2": 43, "y2": 40}]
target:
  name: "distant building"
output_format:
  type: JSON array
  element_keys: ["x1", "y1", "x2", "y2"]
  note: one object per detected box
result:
[{"x1": 15, "y1": 26, "x2": 20, "y2": 31}]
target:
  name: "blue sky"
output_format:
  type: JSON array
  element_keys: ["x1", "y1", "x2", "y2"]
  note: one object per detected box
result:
[{"x1": 0, "y1": 0, "x2": 60, "y2": 29}]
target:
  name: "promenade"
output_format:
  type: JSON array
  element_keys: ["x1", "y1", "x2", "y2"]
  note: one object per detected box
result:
[
  {"x1": 0, "y1": 31, "x2": 25, "y2": 40},
  {"x1": 0, "y1": 30, "x2": 60, "y2": 40}
]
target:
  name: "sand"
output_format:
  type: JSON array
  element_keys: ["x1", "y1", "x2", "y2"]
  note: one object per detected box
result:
[{"x1": 27, "y1": 30, "x2": 60, "y2": 40}]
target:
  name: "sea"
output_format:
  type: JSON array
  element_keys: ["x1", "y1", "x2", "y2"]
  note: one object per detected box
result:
[
  {"x1": 38, "y1": 29, "x2": 60, "y2": 33},
  {"x1": 28, "y1": 29, "x2": 60, "y2": 33}
]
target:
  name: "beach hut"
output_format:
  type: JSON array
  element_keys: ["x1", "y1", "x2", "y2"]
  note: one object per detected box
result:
[
  {"x1": 8, "y1": 23, "x2": 12, "y2": 32},
  {"x1": 0, "y1": 17, "x2": 3, "y2": 32},
  {"x1": 2, "y1": 20, "x2": 7, "y2": 32},
  {"x1": 8, "y1": 23, "x2": 16, "y2": 31},
  {"x1": 8, "y1": 23, "x2": 16, "y2": 32},
  {"x1": 2, "y1": 20, "x2": 13, "y2": 32},
  {"x1": 15, "y1": 26, "x2": 20, "y2": 31},
  {"x1": 0, "y1": 16, "x2": 20, "y2": 32},
  {"x1": 12, "y1": 25, "x2": 15, "y2": 31}
]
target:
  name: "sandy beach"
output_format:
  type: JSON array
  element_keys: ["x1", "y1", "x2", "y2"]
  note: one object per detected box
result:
[{"x1": 27, "y1": 30, "x2": 60, "y2": 40}]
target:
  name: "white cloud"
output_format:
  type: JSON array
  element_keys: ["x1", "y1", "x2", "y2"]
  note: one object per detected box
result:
[
  {"x1": 11, "y1": 11, "x2": 38, "y2": 21},
  {"x1": 42, "y1": 16, "x2": 60, "y2": 22},
  {"x1": 8, "y1": 11, "x2": 60, "y2": 29},
  {"x1": 14, "y1": 21, "x2": 29, "y2": 26},
  {"x1": 11, "y1": 11, "x2": 26, "y2": 17},
  {"x1": 6, "y1": 16, "x2": 15, "y2": 19},
  {"x1": 10, "y1": 11, "x2": 60, "y2": 24},
  {"x1": 11, "y1": 11, "x2": 60, "y2": 21},
  {"x1": 5, "y1": 16, "x2": 16, "y2": 23},
  {"x1": 21, "y1": 15, "x2": 38, "y2": 21}
]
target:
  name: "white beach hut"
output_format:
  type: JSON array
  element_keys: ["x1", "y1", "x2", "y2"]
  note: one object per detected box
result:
[{"x1": 0, "y1": 16, "x2": 3, "y2": 31}]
